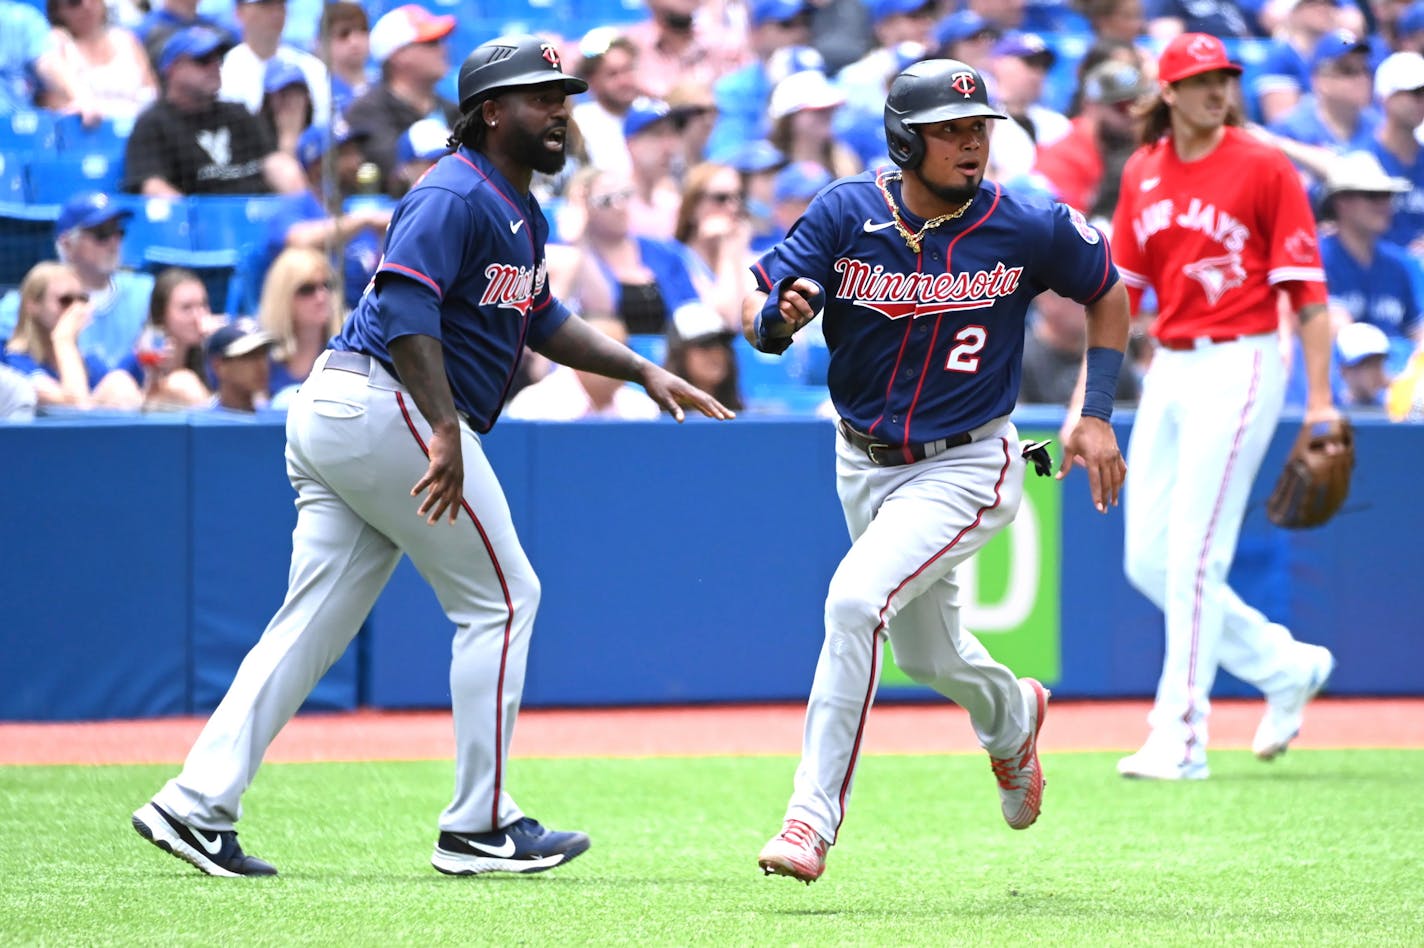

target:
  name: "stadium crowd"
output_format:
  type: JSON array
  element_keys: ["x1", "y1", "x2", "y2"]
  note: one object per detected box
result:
[{"x1": 3, "y1": 0, "x2": 1424, "y2": 420}]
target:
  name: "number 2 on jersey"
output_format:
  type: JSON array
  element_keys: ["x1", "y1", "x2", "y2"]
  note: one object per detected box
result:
[{"x1": 945, "y1": 325, "x2": 987, "y2": 373}]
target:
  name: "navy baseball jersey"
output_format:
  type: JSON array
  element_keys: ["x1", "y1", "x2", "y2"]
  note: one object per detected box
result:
[
  {"x1": 751, "y1": 169, "x2": 1119, "y2": 443},
  {"x1": 332, "y1": 145, "x2": 571, "y2": 432}
]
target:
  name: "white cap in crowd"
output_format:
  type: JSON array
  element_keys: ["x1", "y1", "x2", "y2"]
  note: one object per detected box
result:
[{"x1": 1375, "y1": 51, "x2": 1424, "y2": 99}]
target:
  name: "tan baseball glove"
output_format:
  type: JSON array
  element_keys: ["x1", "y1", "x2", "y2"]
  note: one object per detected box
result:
[{"x1": 1266, "y1": 418, "x2": 1355, "y2": 529}]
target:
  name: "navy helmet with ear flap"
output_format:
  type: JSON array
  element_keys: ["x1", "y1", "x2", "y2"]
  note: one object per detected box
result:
[
  {"x1": 457, "y1": 33, "x2": 589, "y2": 114},
  {"x1": 883, "y1": 59, "x2": 1007, "y2": 170}
]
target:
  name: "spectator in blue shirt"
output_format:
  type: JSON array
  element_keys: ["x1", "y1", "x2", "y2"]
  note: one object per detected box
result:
[
  {"x1": 0, "y1": 191, "x2": 153, "y2": 370},
  {"x1": 1268, "y1": 31, "x2": 1381, "y2": 160},
  {"x1": 2, "y1": 261, "x2": 142, "y2": 410},
  {"x1": 1252, "y1": 0, "x2": 1350, "y2": 125},
  {"x1": 1370, "y1": 51, "x2": 1424, "y2": 252},
  {"x1": 705, "y1": 0, "x2": 815, "y2": 162},
  {"x1": 1318, "y1": 151, "x2": 1420, "y2": 361}
]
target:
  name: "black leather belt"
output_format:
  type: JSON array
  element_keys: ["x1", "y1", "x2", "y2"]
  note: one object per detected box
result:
[
  {"x1": 325, "y1": 350, "x2": 372, "y2": 375},
  {"x1": 838, "y1": 419, "x2": 973, "y2": 467}
]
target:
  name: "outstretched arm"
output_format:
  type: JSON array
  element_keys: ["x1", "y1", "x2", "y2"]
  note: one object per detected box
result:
[{"x1": 535, "y1": 314, "x2": 735, "y2": 421}]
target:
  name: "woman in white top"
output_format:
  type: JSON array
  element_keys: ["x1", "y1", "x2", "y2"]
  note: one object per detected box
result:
[{"x1": 43, "y1": 0, "x2": 156, "y2": 120}]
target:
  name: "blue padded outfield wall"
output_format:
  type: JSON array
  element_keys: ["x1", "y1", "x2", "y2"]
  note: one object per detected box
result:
[{"x1": 0, "y1": 410, "x2": 1418, "y2": 721}]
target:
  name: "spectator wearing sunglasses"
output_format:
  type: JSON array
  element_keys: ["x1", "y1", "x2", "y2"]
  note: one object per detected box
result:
[
  {"x1": 135, "y1": 0, "x2": 234, "y2": 74},
  {"x1": 1034, "y1": 59, "x2": 1150, "y2": 220},
  {"x1": 673, "y1": 162, "x2": 754, "y2": 330},
  {"x1": 256, "y1": 248, "x2": 343, "y2": 401},
  {"x1": 552, "y1": 168, "x2": 705, "y2": 336},
  {"x1": 1267, "y1": 31, "x2": 1381, "y2": 158},
  {"x1": 42, "y1": 0, "x2": 156, "y2": 120},
  {"x1": 122, "y1": 26, "x2": 304, "y2": 196},
  {"x1": 0, "y1": 192, "x2": 154, "y2": 372},
  {"x1": 2, "y1": 262, "x2": 142, "y2": 411}
]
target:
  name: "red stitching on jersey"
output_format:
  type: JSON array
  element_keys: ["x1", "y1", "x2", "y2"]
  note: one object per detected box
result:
[
  {"x1": 865, "y1": 253, "x2": 921, "y2": 438},
  {"x1": 381, "y1": 262, "x2": 443, "y2": 299},
  {"x1": 1184, "y1": 347, "x2": 1261, "y2": 754},
  {"x1": 901, "y1": 184, "x2": 1002, "y2": 447},
  {"x1": 1086, "y1": 226, "x2": 1114, "y2": 302},
  {"x1": 396, "y1": 391, "x2": 514, "y2": 830},
  {"x1": 753, "y1": 261, "x2": 772, "y2": 291},
  {"x1": 833, "y1": 436, "x2": 1013, "y2": 839}
]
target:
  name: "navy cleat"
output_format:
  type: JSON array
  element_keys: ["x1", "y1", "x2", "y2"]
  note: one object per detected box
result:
[
  {"x1": 132, "y1": 801, "x2": 277, "y2": 877},
  {"x1": 431, "y1": 816, "x2": 590, "y2": 875}
]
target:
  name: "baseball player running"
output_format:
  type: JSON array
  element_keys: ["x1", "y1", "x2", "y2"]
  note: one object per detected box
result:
[
  {"x1": 1108, "y1": 34, "x2": 1337, "y2": 781},
  {"x1": 747, "y1": 59, "x2": 1130, "y2": 884},
  {"x1": 131, "y1": 34, "x2": 733, "y2": 878}
]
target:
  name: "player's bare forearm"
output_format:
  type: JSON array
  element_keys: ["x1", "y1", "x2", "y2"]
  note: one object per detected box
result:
[
  {"x1": 537, "y1": 314, "x2": 649, "y2": 382},
  {"x1": 389, "y1": 333, "x2": 464, "y2": 523},
  {"x1": 1295, "y1": 302, "x2": 1338, "y2": 419},
  {"x1": 742, "y1": 289, "x2": 769, "y2": 345},
  {"x1": 1084, "y1": 282, "x2": 1131, "y2": 352}
]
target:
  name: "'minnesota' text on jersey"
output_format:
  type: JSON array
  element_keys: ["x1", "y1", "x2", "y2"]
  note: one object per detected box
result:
[{"x1": 751, "y1": 170, "x2": 1119, "y2": 445}]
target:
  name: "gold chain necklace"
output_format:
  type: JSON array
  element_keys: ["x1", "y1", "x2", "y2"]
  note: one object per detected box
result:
[{"x1": 874, "y1": 170, "x2": 974, "y2": 253}]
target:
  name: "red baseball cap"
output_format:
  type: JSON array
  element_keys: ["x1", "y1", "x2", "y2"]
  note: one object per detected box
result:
[{"x1": 1157, "y1": 33, "x2": 1243, "y2": 84}]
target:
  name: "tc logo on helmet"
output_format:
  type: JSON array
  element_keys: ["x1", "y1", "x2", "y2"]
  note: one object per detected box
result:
[
  {"x1": 950, "y1": 71, "x2": 977, "y2": 98},
  {"x1": 541, "y1": 42, "x2": 562, "y2": 69}
]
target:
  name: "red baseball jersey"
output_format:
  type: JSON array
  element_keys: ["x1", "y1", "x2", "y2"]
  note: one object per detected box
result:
[{"x1": 1109, "y1": 126, "x2": 1326, "y2": 344}]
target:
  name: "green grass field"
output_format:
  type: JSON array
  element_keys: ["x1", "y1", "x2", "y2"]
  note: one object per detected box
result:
[{"x1": 3, "y1": 751, "x2": 1422, "y2": 946}]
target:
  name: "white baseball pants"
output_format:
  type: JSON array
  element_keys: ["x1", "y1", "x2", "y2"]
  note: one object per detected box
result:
[
  {"x1": 155, "y1": 351, "x2": 536, "y2": 834},
  {"x1": 1124, "y1": 333, "x2": 1316, "y2": 760},
  {"x1": 784, "y1": 420, "x2": 1035, "y2": 844}
]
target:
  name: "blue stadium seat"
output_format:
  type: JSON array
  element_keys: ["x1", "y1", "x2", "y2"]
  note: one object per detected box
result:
[
  {"x1": 0, "y1": 202, "x2": 59, "y2": 289},
  {"x1": 186, "y1": 195, "x2": 288, "y2": 266},
  {"x1": 0, "y1": 151, "x2": 28, "y2": 202},
  {"x1": 572, "y1": 0, "x2": 647, "y2": 29},
  {"x1": 55, "y1": 114, "x2": 134, "y2": 160},
  {"x1": 117, "y1": 196, "x2": 191, "y2": 270},
  {"x1": 0, "y1": 110, "x2": 59, "y2": 154},
  {"x1": 732, "y1": 333, "x2": 799, "y2": 398},
  {"x1": 26, "y1": 154, "x2": 123, "y2": 203}
]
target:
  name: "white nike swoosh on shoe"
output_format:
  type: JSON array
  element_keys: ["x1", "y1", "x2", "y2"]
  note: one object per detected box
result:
[
  {"x1": 192, "y1": 828, "x2": 223, "y2": 855},
  {"x1": 862, "y1": 218, "x2": 896, "y2": 232},
  {"x1": 509, "y1": 220, "x2": 524, "y2": 234},
  {"x1": 465, "y1": 834, "x2": 517, "y2": 857}
]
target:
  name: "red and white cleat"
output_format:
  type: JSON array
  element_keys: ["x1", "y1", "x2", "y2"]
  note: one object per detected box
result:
[
  {"x1": 758, "y1": 819, "x2": 829, "y2": 884},
  {"x1": 990, "y1": 678, "x2": 1048, "y2": 830}
]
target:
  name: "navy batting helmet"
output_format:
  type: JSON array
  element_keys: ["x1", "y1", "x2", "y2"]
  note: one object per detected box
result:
[
  {"x1": 457, "y1": 34, "x2": 589, "y2": 113},
  {"x1": 884, "y1": 59, "x2": 1006, "y2": 170}
]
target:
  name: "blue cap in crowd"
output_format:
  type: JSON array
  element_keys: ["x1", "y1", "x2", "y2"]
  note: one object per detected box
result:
[
  {"x1": 205, "y1": 319, "x2": 276, "y2": 361},
  {"x1": 993, "y1": 31, "x2": 1055, "y2": 66},
  {"x1": 773, "y1": 161, "x2": 832, "y2": 203},
  {"x1": 935, "y1": 9, "x2": 996, "y2": 48},
  {"x1": 296, "y1": 119, "x2": 370, "y2": 167},
  {"x1": 397, "y1": 118, "x2": 451, "y2": 163},
  {"x1": 748, "y1": 0, "x2": 808, "y2": 25},
  {"x1": 868, "y1": 0, "x2": 933, "y2": 25},
  {"x1": 1310, "y1": 29, "x2": 1370, "y2": 72},
  {"x1": 720, "y1": 139, "x2": 785, "y2": 173},
  {"x1": 263, "y1": 58, "x2": 308, "y2": 96},
  {"x1": 55, "y1": 191, "x2": 132, "y2": 235},
  {"x1": 624, "y1": 97, "x2": 677, "y2": 138},
  {"x1": 1400, "y1": 1, "x2": 1424, "y2": 36},
  {"x1": 158, "y1": 26, "x2": 232, "y2": 74}
]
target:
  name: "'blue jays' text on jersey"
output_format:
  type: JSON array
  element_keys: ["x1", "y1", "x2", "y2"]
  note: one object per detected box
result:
[
  {"x1": 751, "y1": 170, "x2": 1119, "y2": 444},
  {"x1": 332, "y1": 146, "x2": 572, "y2": 432}
]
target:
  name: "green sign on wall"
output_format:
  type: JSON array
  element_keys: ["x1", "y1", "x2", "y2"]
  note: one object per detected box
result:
[{"x1": 879, "y1": 429, "x2": 1062, "y2": 689}]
